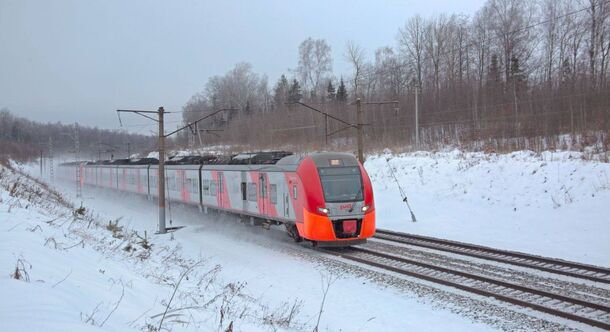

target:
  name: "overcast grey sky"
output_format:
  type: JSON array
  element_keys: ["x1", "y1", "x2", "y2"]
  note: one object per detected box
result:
[{"x1": 0, "y1": 0, "x2": 485, "y2": 133}]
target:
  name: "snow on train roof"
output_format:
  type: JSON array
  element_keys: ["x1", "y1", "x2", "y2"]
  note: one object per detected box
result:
[
  {"x1": 69, "y1": 151, "x2": 295, "y2": 166},
  {"x1": 61, "y1": 151, "x2": 358, "y2": 167}
]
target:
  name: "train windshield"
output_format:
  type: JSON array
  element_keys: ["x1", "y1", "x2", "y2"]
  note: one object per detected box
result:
[{"x1": 318, "y1": 166, "x2": 363, "y2": 203}]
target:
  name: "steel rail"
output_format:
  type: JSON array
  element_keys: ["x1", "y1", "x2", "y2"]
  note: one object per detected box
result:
[
  {"x1": 374, "y1": 229, "x2": 610, "y2": 284},
  {"x1": 322, "y1": 246, "x2": 610, "y2": 330}
]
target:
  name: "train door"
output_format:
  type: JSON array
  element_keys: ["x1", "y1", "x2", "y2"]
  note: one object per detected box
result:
[
  {"x1": 241, "y1": 172, "x2": 247, "y2": 212},
  {"x1": 259, "y1": 173, "x2": 266, "y2": 215},
  {"x1": 283, "y1": 193, "x2": 289, "y2": 218},
  {"x1": 217, "y1": 171, "x2": 224, "y2": 208}
]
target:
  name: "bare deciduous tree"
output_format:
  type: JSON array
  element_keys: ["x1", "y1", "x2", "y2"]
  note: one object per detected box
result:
[
  {"x1": 297, "y1": 38, "x2": 333, "y2": 98},
  {"x1": 398, "y1": 15, "x2": 426, "y2": 89},
  {"x1": 345, "y1": 40, "x2": 367, "y2": 98},
  {"x1": 178, "y1": 0, "x2": 610, "y2": 154}
]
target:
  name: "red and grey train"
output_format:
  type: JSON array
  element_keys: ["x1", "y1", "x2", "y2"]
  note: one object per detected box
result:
[{"x1": 58, "y1": 151, "x2": 376, "y2": 245}]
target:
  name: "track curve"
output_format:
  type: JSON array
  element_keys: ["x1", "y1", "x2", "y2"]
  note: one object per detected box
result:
[{"x1": 374, "y1": 229, "x2": 610, "y2": 284}]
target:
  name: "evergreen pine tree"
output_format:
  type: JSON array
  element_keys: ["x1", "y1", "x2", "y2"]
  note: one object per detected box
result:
[
  {"x1": 336, "y1": 77, "x2": 347, "y2": 102},
  {"x1": 510, "y1": 56, "x2": 524, "y2": 83},
  {"x1": 510, "y1": 56, "x2": 526, "y2": 96},
  {"x1": 288, "y1": 79, "x2": 303, "y2": 103},
  {"x1": 326, "y1": 80, "x2": 336, "y2": 101},
  {"x1": 273, "y1": 74, "x2": 289, "y2": 107}
]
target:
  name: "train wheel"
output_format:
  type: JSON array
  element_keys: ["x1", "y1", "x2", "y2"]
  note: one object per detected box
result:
[{"x1": 285, "y1": 224, "x2": 303, "y2": 243}]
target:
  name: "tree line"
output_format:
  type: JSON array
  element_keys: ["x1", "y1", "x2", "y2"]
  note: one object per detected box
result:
[
  {"x1": 0, "y1": 109, "x2": 154, "y2": 162},
  {"x1": 182, "y1": 0, "x2": 609, "y2": 154}
]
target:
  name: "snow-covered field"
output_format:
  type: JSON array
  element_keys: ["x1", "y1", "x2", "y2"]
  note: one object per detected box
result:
[
  {"x1": 368, "y1": 150, "x2": 610, "y2": 267},
  {"x1": 2, "y1": 162, "x2": 500, "y2": 331},
  {"x1": 2, "y1": 148, "x2": 609, "y2": 331}
]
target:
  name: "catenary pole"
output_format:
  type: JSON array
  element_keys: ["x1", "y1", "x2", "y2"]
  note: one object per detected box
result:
[
  {"x1": 289, "y1": 100, "x2": 396, "y2": 163},
  {"x1": 117, "y1": 106, "x2": 236, "y2": 234},
  {"x1": 158, "y1": 107, "x2": 166, "y2": 234}
]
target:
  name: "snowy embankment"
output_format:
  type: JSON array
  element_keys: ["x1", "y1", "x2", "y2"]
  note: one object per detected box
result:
[
  {"x1": 0, "y1": 164, "x2": 302, "y2": 331},
  {"x1": 368, "y1": 150, "x2": 610, "y2": 267}
]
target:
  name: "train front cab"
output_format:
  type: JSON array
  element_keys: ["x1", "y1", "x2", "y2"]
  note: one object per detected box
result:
[{"x1": 296, "y1": 153, "x2": 375, "y2": 245}]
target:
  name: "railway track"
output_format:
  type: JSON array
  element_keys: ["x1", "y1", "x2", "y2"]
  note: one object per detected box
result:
[
  {"x1": 323, "y1": 246, "x2": 610, "y2": 330},
  {"x1": 374, "y1": 229, "x2": 610, "y2": 284}
]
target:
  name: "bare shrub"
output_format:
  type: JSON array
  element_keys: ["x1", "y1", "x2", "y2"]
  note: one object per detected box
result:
[
  {"x1": 123, "y1": 243, "x2": 135, "y2": 253},
  {"x1": 81, "y1": 302, "x2": 103, "y2": 326},
  {"x1": 80, "y1": 281, "x2": 125, "y2": 327},
  {"x1": 262, "y1": 299, "x2": 303, "y2": 330},
  {"x1": 136, "y1": 231, "x2": 152, "y2": 250},
  {"x1": 9, "y1": 181, "x2": 18, "y2": 197},
  {"x1": 11, "y1": 258, "x2": 31, "y2": 282},
  {"x1": 74, "y1": 204, "x2": 86, "y2": 216},
  {"x1": 44, "y1": 237, "x2": 61, "y2": 249},
  {"x1": 218, "y1": 281, "x2": 247, "y2": 329},
  {"x1": 26, "y1": 225, "x2": 42, "y2": 232},
  {"x1": 106, "y1": 219, "x2": 124, "y2": 239},
  {"x1": 313, "y1": 272, "x2": 338, "y2": 332},
  {"x1": 156, "y1": 260, "x2": 205, "y2": 331}
]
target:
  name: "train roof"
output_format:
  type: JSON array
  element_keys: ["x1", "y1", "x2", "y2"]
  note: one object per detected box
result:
[
  {"x1": 228, "y1": 151, "x2": 293, "y2": 165},
  {"x1": 165, "y1": 155, "x2": 228, "y2": 165},
  {"x1": 166, "y1": 151, "x2": 293, "y2": 165},
  {"x1": 60, "y1": 151, "x2": 359, "y2": 168},
  {"x1": 85, "y1": 158, "x2": 159, "y2": 165},
  {"x1": 75, "y1": 151, "x2": 294, "y2": 166},
  {"x1": 58, "y1": 161, "x2": 86, "y2": 166}
]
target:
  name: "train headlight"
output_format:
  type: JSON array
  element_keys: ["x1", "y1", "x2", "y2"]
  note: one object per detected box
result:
[
  {"x1": 361, "y1": 205, "x2": 370, "y2": 212},
  {"x1": 318, "y1": 207, "x2": 329, "y2": 214}
]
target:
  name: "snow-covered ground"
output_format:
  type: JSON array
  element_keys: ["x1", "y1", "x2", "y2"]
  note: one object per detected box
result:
[
  {"x1": 3, "y1": 148, "x2": 609, "y2": 331},
  {"x1": 2, "y1": 163, "x2": 503, "y2": 331},
  {"x1": 368, "y1": 150, "x2": 610, "y2": 267}
]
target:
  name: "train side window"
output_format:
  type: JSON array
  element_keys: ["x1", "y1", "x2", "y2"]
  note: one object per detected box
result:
[
  {"x1": 187, "y1": 178, "x2": 196, "y2": 193},
  {"x1": 210, "y1": 181, "x2": 217, "y2": 196},
  {"x1": 292, "y1": 185, "x2": 297, "y2": 200},
  {"x1": 202, "y1": 180, "x2": 210, "y2": 196},
  {"x1": 241, "y1": 182, "x2": 247, "y2": 201},
  {"x1": 247, "y1": 182, "x2": 257, "y2": 201},
  {"x1": 270, "y1": 184, "x2": 277, "y2": 204}
]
